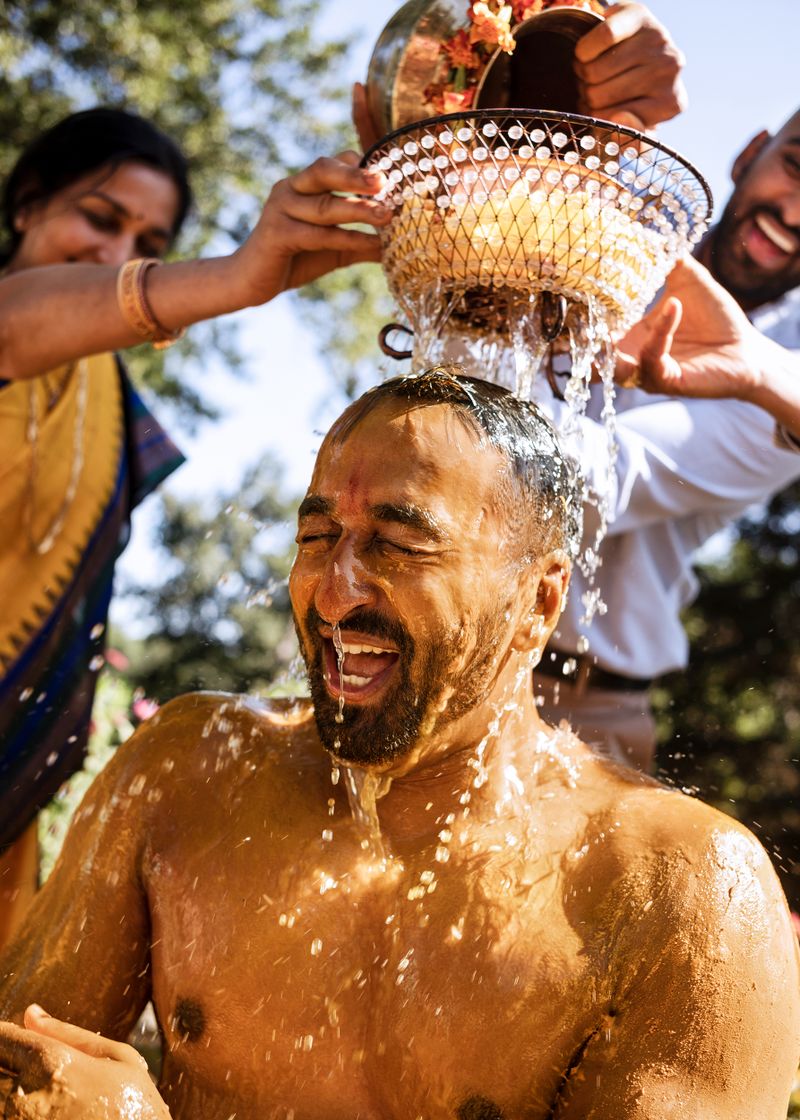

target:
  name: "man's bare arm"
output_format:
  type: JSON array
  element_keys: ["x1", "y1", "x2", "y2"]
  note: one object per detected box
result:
[
  {"x1": 0, "y1": 725, "x2": 159, "y2": 1036},
  {"x1": 552, "y1": 802, "x2": 800, "y2": 1118}
]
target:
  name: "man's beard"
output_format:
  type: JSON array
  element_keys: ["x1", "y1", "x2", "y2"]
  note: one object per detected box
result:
[
  {"x1": 710, "y1": 199, "x2": 800, "y2": 307},
  {"x1": 295, "y1": 604, "x2": 511, "y2": 767}
]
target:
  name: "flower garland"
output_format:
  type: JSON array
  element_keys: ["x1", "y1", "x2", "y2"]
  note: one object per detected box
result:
[{"x1": 426, "y1": 0, "x2": 606, "y2": 115}]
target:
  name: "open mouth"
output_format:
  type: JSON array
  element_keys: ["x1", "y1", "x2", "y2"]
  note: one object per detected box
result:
[
  {"x1": 321, "y1": 631, "x2": 401, "y2": 703},
  {"x1": 746, "y1": 211, "x2": 799, "y2": 266}
]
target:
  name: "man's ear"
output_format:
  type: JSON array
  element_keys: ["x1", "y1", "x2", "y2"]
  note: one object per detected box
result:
[
  {"x1": 731, "y1": 130, "x2": 770, "y2": 184},
  {"x1": 512, "y1": 552, "x2": 571, "y2": 653}
]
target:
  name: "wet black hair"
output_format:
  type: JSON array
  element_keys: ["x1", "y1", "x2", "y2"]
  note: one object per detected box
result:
[
  {"x1": 330, "y1": 365, "x2": 583, "y2": 561},
  {"x1": 0, "y1": 107, "x2": 192, "y2": 265}
]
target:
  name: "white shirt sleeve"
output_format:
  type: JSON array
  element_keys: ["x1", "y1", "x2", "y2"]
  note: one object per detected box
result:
[{"x1": 531, "y1": 385, "x2": 800, "y2": 537}]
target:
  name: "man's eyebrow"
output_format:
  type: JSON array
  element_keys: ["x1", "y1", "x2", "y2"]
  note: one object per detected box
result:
[
  {"x1": 84, "y1": 190, "x2": 171, "y2": 240},
  {"x1": 297, "y1": 495, "x2": 334, "y2": 519},
  {"x1": 370, "y1": 502, "x2": 447, "y2": 541},
  {"x1": 784, "y1": 137, "x2": 800, "y2": 150}
]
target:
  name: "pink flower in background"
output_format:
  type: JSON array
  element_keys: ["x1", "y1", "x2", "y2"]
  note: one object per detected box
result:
[
  {"x1": 132, "y1": 696, "x2": 160, "y2": 722},
  {"x1": 443, "y1": 88, "x2": 476, "y2": 113},
  {"x1": 104, "y1": 647, "x2": 130, "y2": 671}
]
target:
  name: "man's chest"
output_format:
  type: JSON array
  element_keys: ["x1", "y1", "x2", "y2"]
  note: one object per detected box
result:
[{"x1": 146, "y1": 833, "x2": 602, "y2": 1119}]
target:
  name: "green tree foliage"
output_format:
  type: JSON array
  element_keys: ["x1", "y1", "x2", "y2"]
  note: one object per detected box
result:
[
  {"x1": 0, "y1": 0, "x2": 357, "y2": 420},
  {"x1": 654, "y1": 481, "x2": 800, "y2": 912},
  {"x1": 0, "y1": 0, "x2": 391, "y2": 705},
  {"x1": 300, "y1": 264, "x2": 397, "y2": 401},
  {"x1": 118, "y1": 454, "x2": 300, "y2": 700}
]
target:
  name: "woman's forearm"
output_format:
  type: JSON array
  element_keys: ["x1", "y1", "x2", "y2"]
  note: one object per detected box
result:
[{"x1": 0, "y1": 255, "x2": 246, "y2": 380}]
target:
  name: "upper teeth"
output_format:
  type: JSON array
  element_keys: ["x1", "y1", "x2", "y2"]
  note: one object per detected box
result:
[
  {"x1": 340, "y1": 642, "x2": 391, "y2": 655},
  {"x1": 754, "y1": 212, "x2": 797, "y2": 254}
]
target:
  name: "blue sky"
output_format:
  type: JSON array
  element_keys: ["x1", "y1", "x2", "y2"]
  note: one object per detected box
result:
[{"x1": 114, "y1": 0, "x2": 800, "y2": 617}]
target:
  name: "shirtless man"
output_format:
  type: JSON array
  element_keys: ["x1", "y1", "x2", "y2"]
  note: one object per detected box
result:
[{"x1": 1, "y1": 368, "x2": 798, "y2": 1119}]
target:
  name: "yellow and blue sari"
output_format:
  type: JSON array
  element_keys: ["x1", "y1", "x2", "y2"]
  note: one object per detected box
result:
[{"x1": 0, "y1": 354, "x2": 183, "y2": 849}]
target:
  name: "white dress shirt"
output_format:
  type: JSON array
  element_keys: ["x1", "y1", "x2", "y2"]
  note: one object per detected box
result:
[{"x1": 527, "y1": 286, "x2": 800, "y2": 678}]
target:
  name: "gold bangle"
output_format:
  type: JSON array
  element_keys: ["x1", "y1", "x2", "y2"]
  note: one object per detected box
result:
[{"x1": 116, "y1": 258, "x2": 186, "y2": 350}]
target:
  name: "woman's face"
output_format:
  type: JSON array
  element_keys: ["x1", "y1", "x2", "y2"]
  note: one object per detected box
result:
[{"x1": 10, "y1": 160, "x2": 182, "y2": 271}]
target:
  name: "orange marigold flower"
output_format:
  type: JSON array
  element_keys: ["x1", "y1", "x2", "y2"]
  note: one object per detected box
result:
[
  {"x1": 544, "y1": 0, "x2": 605, "y2": 10},
  {"x1": 469, "y1": 2, "x2": 516, "y2": 53},
  {"x1": 443, "y1": 28, "x2": 481, "y2": 69},
  {"x1": 512, "y1": 0, "x2": 544, "y2": 20}
]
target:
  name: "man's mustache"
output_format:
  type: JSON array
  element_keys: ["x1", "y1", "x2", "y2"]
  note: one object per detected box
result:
[{"x1": 301, "y1": 604, "x2": 412, "y2": 654}]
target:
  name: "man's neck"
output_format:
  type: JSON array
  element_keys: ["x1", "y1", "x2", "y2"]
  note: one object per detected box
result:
[{"x1": 349, "y1": 667, "x2": 559, "y2": 850}]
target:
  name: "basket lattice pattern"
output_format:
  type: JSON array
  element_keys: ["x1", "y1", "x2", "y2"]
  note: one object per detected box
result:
[{"x1": 365, "y1": 110, "x2": 712, "y2": 339}]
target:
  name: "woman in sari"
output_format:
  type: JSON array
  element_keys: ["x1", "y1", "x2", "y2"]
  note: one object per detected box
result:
[{"x1": 0, "y1": 106, "x2": 388, "y2": 943}]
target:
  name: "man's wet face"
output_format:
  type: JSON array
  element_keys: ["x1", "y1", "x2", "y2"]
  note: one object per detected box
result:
[
  {"x1": 710, "y1": 117, "x2": 800, "y2": 307},
  {"x1": 289, "y1": 401, "x2": 520, "y2": 767}
]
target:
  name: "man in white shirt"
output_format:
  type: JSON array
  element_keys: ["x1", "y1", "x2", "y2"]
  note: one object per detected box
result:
[{"x1": 535, "y1": 106, "x2": 800, "y2": 769}]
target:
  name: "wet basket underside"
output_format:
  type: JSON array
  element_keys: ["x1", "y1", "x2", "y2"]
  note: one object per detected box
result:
[{"x1": 366, "y1": 111, "x2": 712, "y2": 338}]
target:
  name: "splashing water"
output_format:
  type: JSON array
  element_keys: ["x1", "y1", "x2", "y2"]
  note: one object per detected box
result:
[{"x1": 332, "y1": 623, "x2": 345, "y2": 724}]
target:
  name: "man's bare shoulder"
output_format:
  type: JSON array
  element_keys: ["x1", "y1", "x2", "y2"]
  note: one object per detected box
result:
[
  {"x1": 573, "y1": 755, "x2": 797, "y2": 985},
  {"x1": 125, "y1": 690, "x2": 317, "y2": 765},
  {"x1": 580, "y1": 752, "x2": 784, "y2": 901},
  {"x1": 73, "y1": 692, "x2": 323, "y2": 833}
]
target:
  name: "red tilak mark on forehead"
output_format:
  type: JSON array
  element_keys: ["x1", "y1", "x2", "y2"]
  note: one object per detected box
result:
[{"x1": 341, "y1": 465, "x2": 369, "y2": 511}]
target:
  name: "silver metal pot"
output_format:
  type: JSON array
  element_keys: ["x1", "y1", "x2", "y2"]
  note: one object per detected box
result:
[
  {"x1": 366, "y1": 0, "x2": 605, "y2": 136},
  {"x1": 366, "y1": 0, "x2": 464, "y2": 136}
]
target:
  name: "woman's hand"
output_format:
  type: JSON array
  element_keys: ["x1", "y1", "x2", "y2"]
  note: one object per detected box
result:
[
  {"x1": 231, "y1": 150, "x2": 389, "y2": 307},
  {"x1": 0, "y1": 1005, "x2": 170, "y2": 1120}
]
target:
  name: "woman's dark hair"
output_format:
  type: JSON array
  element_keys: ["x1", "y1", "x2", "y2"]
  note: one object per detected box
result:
[{"x1": 1, "y1": 107, "x2": 192, "y2": 265}]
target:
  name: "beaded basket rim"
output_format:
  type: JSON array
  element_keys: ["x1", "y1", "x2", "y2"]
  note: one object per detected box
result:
[{"x1": 362, "y1": 107, "x2": 714, "y2": 222}]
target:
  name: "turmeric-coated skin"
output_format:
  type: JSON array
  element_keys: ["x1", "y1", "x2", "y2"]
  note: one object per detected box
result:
[{"x1": 1, "y1": 387, "x2": 798, "y2": 1119}]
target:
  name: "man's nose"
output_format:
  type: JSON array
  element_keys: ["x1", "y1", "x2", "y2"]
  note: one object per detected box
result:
[{"x1": 313, "y1": 542, "x2": 374, "y2": 625}]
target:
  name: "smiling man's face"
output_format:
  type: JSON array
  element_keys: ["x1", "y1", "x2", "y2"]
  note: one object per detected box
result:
[
  {"x1": 709, "y1": 110, "x2": 800, "y2": 309},
  {"x1": 289, "y1": 398, "x2": 524, "y2": 768}
]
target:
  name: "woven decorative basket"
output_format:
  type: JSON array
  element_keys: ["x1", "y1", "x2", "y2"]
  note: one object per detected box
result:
[{"x1": 365, "y1": 110, "x2": 712, "y2": 340}]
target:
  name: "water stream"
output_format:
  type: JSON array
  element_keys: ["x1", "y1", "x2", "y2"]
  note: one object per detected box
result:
[
  {"x1": 342, "y1": 764, "x2": 391, "y2": 865},
  {"x1": 406, "y1": 281, "x2": 619, "y2": 626}
]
